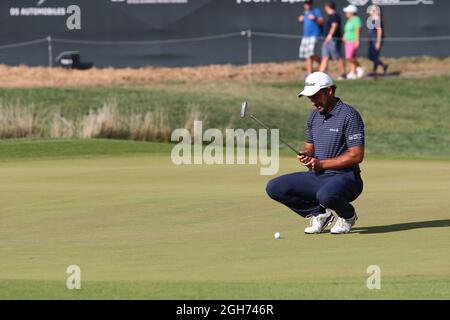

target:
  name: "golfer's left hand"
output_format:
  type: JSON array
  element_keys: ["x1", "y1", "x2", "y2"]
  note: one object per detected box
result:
[{"x1": 305, "y1": 157, "x2": 323, "y2": 171}]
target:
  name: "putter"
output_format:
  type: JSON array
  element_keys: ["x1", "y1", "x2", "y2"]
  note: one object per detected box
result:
[{"x1": 240, "y1": 101, "x2": 306, "y2": 156}]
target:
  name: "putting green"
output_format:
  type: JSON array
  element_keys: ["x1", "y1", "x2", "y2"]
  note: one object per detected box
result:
[{"x1": 0, "y1": 152, "x2": 449, "y2": 299}]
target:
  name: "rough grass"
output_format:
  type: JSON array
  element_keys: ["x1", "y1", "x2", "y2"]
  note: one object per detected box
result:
[
  {"x1": 0, "y1": 101, "x2": 203, "y2": 142},
  {"x1": 0, "y1": 75, "x2": 449, "y2": 158}
]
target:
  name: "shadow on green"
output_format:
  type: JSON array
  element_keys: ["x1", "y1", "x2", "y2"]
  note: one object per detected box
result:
[{"x1": 352, "y1": 219, "x2": 450, "y2": 234}]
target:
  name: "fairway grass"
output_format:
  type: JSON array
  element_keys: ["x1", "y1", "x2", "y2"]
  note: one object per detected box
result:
[
  {"x1": 0, "y1": 141, "x2": 449, "y2": 299},
  {"x1": 1, "y1": 277, "x2": 449, "y2": 299}
]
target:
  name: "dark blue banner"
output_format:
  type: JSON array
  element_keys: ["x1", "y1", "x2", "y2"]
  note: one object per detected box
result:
[{"x1": 0, "y1": 0, "x2": 448, "y2": 67}]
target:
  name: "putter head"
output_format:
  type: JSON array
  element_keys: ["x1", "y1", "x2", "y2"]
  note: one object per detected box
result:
[{"x1": 240, "y1": 101, "x2": 248, "y2": 118}]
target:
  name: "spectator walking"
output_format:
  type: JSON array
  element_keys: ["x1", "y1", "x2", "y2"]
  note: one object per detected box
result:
[
  {"x1": 342, "y1": 4, "x2": 364, "y2": 79},
  {"x1": 367, "y1": 5, "x2": 389, "y2": 76},
  {"x1": 299, "y1": 0, "x2": 324, "y2": 74},
  {"x1": 319, "y1": 1, "x2": 346, "y2": 80}
]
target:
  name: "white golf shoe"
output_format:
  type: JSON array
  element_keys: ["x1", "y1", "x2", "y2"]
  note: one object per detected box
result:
[
  {"x1": 304, "y1": 209, "x2": 335, "y2": 234},
  {"x1": 356, "y1": 67, "x2": 365, "y2": 79},
  {"x1": 330, "y1": 214, "x2": 358, "y2": 234},
  {"x1": 346, "y1": 72, "x2": 357, "y2": 80}
]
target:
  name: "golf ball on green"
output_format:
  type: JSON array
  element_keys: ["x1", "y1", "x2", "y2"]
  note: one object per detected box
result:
[{"x1": 274, "y1": 232, "x2": 281, "y2": 240}]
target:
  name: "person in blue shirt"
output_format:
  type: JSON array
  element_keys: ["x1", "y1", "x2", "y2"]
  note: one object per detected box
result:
[{"x1": 298, "y1": 0, "x2": 324, "y2": 74}]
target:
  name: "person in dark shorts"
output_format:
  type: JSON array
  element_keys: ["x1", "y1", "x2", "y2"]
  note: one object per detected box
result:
[{"x1": 319, "y1": 1, "x2": 346, "y2": 80}]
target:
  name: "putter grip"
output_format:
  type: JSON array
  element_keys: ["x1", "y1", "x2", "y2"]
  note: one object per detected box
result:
[{"x1": 297, "y1": 152, "x2": 314, "y2": 171}]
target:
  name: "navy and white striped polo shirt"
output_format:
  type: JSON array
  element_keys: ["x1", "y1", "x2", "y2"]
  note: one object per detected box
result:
[{"x1": 306, "y1": 98, "x2": 365, "y2": 173}]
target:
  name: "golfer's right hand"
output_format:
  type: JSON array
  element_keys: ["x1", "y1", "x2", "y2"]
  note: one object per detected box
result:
[
  {"x1": 297, "y1": 154, "x2": 311, "y2": 165},
  {"x1": 299, "y1": 15, "x2": 304, "y2": 23},
  {"x1": 297, "y1": 155, "x2": 313, "y2": 170}
]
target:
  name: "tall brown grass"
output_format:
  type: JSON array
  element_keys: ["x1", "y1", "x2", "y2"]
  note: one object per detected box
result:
[
  {"x1": 0, "y1": 101, "x2": 206, "y2": 142},
  {"x1": 51, "y1": 113, "x2": 74, "y2": 138},
  {"x1": 0, "y1": 105, "x2": 45, "y2": 138},
  {"x1": 129, "y1": 109, "x2": 170, "y2": 142},
  {"x1": 184, "y1": 103, "x2": 207, "y2": 138}
]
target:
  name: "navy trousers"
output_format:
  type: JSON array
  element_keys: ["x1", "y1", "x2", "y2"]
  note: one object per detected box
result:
[
  {"x1": 368, "y1": 41, "x2": 384, "y2": 72},
  {"x1": 266, "y1": 171, "x2": 363, "y2": 219}
]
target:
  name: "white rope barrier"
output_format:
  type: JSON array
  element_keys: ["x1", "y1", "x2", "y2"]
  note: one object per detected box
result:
[
  {"x1": 252, "y1": 31, "x2": 450, "y2": 42},
  {"x1": 51, "y1": 32, "x2": 242, "y2": 45},
  {"x1": 0, "y1": 32, "x2": 448, "y2": 51},
  {"x1": 252, "y1": 31, "x2": 299, "y2": 40},
  {"x1": 0, "y1": 31, "x2": 448, "y2": 69},
  {"x1": 381, "y1": 35, "x2": 450, "y2": 42},
  {"x1": 0, "y1": 38, "x2": 47, "y2": 50}
]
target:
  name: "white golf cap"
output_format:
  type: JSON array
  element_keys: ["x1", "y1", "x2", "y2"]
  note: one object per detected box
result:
[
  {"x1": 298, "y1": 72, "x2": 334, "y2": 98},
  {"x1": 343, "y1": 4, "x2": 358, "y2": 13}
]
